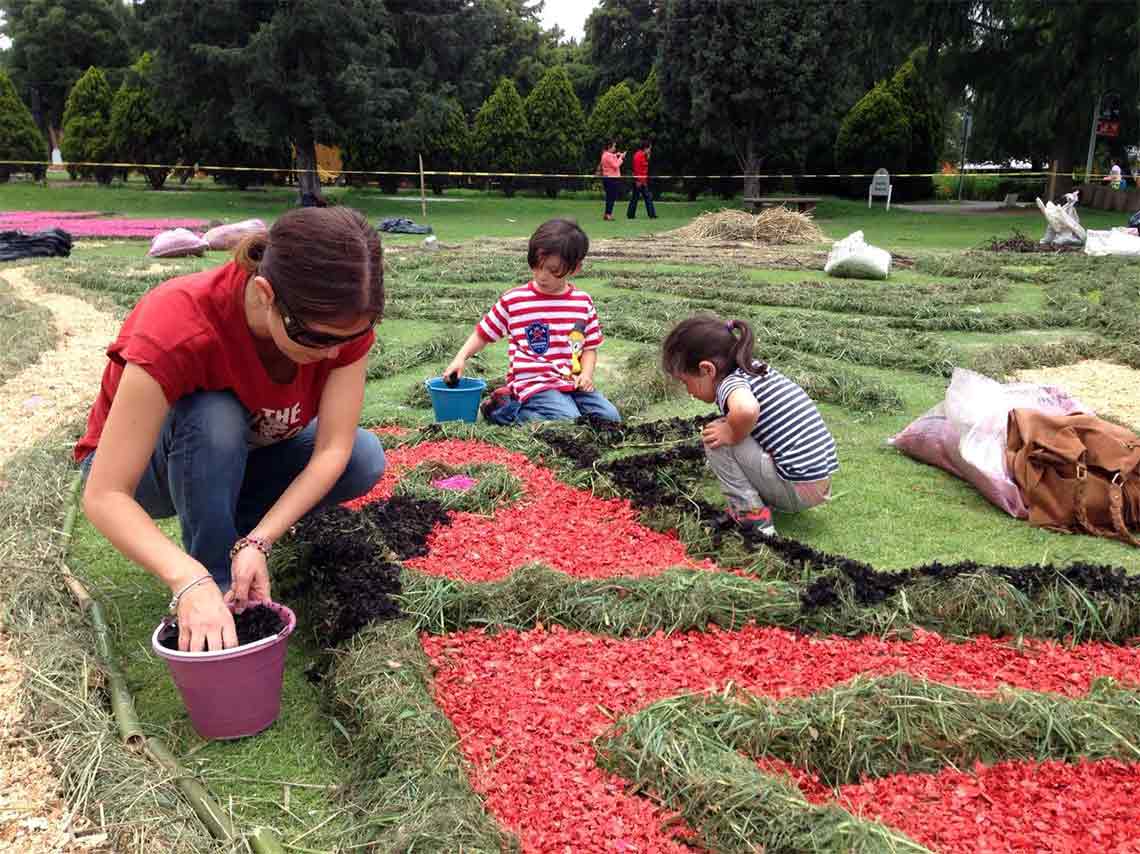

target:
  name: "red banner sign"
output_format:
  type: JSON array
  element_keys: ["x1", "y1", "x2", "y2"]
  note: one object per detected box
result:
[{"x1": 1096, "y1": 119, "x2": 1120, "y2": 138}]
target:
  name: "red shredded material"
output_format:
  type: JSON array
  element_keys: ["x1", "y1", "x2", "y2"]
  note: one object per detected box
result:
[
  {"x1": 347, "y1": 438, "x2": 705, "y2": 580},
  {"x1": 423, "y1": 625, "x2": 1140, "y2": 854}
]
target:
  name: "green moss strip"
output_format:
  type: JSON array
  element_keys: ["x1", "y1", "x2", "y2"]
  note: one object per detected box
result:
[
  {"x1": 327, "y1": 620, "x2": 520, "y2": 852},
  {"x1": 596, "y1": 674, "x2": 1140, "y2": 853}
]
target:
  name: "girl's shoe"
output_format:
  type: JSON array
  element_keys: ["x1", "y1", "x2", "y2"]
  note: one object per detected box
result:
[{"x1": 727, "y1": 505, "x2": 776, "y2": 537}]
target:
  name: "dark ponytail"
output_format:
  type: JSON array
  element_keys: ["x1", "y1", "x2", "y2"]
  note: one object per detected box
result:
[{"x1": 661, "y1": 314, "x2": 768, "y2": 379}]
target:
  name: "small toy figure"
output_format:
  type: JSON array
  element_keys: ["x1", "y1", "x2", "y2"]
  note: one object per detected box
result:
[{"x1": 568, "y1": 321, "x2": 587, "y2": 375}]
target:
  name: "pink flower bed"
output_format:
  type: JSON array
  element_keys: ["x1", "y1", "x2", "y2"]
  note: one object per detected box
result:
[{"x1": 0, "y1": 210, "x2": 208, "y2": 238}]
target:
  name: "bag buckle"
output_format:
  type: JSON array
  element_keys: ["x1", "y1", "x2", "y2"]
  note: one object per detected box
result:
[
  {"x1": 1076, "y1": 463, "x2": 1087, "y2": 480},
  {"x1": 1112, "y1": 472, "x2": 1124, "y2": 487}
]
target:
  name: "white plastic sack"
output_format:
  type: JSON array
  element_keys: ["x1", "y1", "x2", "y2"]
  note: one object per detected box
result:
[
  {"x1": 202, "y1": 218, "x2": 267, "y2": 251},
  {"x1": 824, "y1": 230, "x2": 891, "y2": 280},
  {"x1": 1083, "y1": 227, "x2": 1140, "y2": 257},
  {"x1": 889, "y1": 368, "x2": 1089, "y2": 518},
  {"x1": 148, "y1": 228, "x2": 208, "y2": 258},
  {"x1": 1036, "y1": 193, "x2": 1086, "y2": 246}
]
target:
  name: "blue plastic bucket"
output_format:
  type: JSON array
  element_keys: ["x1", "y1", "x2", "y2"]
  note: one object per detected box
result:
[{"x1": 425, "y1": 377, "x2": 486, "y2": 423}]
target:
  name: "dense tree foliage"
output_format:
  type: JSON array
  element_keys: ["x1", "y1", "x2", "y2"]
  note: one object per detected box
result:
[
  {"x1": 583, "y1": 0, "x2": 660, "y2": 96},
  {"x1": 473, "y1": 78, "x2": 530, "y2": 196},
  {"x1": 0, "y1": 0, "x2": 129, "y2": 140},
  {"x1": 586, "y1": 82, "x2": 638, "y2": 162},
  {"x1": 59, "y1": 65, "x2": 114, "y2": 183},
  {"x1": 525, "y1": 65, "x2": 586, "y2": 195},
  {"x1": 0, "y1": 67, "x2": 48, "y2": 180},
  {"x1": 108, "y1": 53, "x2": 186, "y2": 189}
]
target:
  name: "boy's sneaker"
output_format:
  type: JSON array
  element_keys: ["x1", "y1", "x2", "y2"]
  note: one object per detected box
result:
[{"x1": 727, "y1": 505, "x2": 777, "y2": 538}]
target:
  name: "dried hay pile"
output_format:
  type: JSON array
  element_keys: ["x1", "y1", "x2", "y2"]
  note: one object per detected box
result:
[{"x1": 672, "y1": 208, "x2": 825, "y2": 245}]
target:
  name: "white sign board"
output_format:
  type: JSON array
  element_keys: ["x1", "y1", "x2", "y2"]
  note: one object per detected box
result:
[{"x1": 868, "y1": 168, "x2": 892, "y2": 210}]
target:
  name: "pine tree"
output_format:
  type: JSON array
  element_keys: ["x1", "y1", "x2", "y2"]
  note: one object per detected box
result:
[
  {"x1": 60, "y1": 66, "x2": 115, "y2": 184},
  {"x1": 887, "y1": 50, "x2": 943, "y2": 199},
  {"x1": 473, "y1": 78, "x2": 529, "y2": 197},
  {"x1": 586, "y1": 82, "x2": 638, "y2": 162},
  {"x1": 0, "y1": 70, "x2": 49, "y2": 182},
  {"x1": 108, "y1": 54, "x2": 188, "y2": 190},
  {"x1": 834, "y1": 82, "x2": 912, "y2": 181},
  {"x1": 524, "y1": 66, "x2": 586, "y2": 197},
  {"x1": 408, "y1": 97, "x2": 471, "y2": 194}
]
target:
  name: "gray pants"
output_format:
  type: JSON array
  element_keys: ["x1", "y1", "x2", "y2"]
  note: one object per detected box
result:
[{"x1": 705, "y1": 438, "x2": 831, "y2": 513}]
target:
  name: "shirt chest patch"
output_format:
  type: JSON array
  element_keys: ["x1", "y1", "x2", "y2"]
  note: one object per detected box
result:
[{"x1": 524, "y1": 321, "x2": 551, "y2": 355}]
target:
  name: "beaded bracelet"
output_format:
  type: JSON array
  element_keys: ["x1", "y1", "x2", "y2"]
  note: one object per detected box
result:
[{"x1": 229, "y1": 535, "x2": 272, "y2": 561}]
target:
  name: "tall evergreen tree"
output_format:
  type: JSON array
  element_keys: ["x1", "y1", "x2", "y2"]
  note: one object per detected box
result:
[
  {"x1": 525, "y1": 65, "x2": 586, "y2": 196},
  {"x1": 108, "y1": 53, "x2": 188, "y2": 190},
  {"x1": 60, "y1": 66, "x2": 114, "y2": 183},
  {"x1": 0, "y1": 0, "x2": 130, "y2": 142},
  {"x1": 586, "y1": 82, "x2": 638, "y2": 161},
  {"x1": 0, "y1": 68, "x2": 48, "y2": 181},
  {"x1": 473, "y1": 77, "x2": 529, "y2": 196}
]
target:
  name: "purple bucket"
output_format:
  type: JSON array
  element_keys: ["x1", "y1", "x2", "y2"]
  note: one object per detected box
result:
[{"x1": 152, "y1": 600, "x2": 296, "y2": 740}]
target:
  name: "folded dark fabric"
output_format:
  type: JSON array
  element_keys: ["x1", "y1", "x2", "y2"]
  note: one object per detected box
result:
[
  {"x1": 0, "y1": 227, "x2": 73, "y2": 262},
  {"x1": 377, "y1": 216, "x2": 432, "y2": 234}
]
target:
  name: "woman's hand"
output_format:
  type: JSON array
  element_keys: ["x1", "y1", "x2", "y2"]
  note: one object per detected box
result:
[
  {"x1": 177, "y1": 578, "x2": 237, "y2": 652},
  {"x1": 701, "y1": 418, "x2": 736, "y2": 449},
  {"x1": 225, "y1": 546, "x2": 272, "y2": 614}
]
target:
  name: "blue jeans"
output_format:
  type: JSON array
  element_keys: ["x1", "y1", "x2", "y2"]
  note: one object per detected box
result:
[
  {"x1": 516, "y1": 389, "x2": 621, "y2": 423},
  {"x1": 627, "y1": 184, "x2": 656, "y2": 218},
  {"x1": 82, "y1": 391, "x2": 385, "y2": 588},
  {"x1": 602, "y1": 177, "x2": 621, "y2": 215}
]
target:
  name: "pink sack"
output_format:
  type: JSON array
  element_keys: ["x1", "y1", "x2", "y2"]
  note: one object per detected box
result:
[
  {"x1": 889, "y1": 368, "x2": 1089, "y2": 518},
  {"x1": 203, "y1": 218, "x2": 267, "y2": 251},
  {"x1": 148, "y1": 228, "x2": 209, "y2": 258}
]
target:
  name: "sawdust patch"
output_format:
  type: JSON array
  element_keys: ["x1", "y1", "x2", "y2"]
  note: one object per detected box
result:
[
  {"x1": 0, "y1": 636, "x2": 110, "y2": 852},
  {"x1": 0, "y1": 267, "x2": 119, "y2": 469},
  {"x1": 1014, "y1": 360, "x2": 1140, "y2": 430}
]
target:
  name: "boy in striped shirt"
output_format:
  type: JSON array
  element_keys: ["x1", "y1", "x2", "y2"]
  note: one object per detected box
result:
[{"x1": 444, "y1": 219, "x2": 620, "y2": 424}]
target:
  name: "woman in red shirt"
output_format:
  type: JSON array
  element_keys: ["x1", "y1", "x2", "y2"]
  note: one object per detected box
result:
[
  {"x1": 598, "y1": 140, "x2": 626, "y2": 221},
  {"x1": 78, "y1": 207, "x2": 385, "y2": 652}
]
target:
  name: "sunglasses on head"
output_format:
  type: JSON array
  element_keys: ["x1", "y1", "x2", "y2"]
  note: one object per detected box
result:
[{"x1": 277, "y1": 299, "x2": 374, "y2": 349}]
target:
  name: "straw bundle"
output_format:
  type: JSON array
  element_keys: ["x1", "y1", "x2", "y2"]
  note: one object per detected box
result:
[{"x1": 671, "y1": 207, "x2": 825, "y2": 244}]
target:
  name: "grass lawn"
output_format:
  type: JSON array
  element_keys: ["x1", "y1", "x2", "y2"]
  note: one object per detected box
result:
[{"x1": 7, "y1": 185, "x2": 1139, "y2": 847}]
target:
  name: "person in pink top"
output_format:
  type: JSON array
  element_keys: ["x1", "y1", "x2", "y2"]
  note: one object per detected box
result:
[{"x1": 598, "y1": 140, "x2": 626, "y2": 220}]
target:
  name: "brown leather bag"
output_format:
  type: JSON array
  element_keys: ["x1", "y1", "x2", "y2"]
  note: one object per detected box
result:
[{"x1": 1005, "y1": 409, "x2": 1140, "y2": 546}]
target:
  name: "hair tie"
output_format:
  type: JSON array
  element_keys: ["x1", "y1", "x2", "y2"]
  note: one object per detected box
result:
[{"x1": 725, "y1": 320, "x2": 735, "y2": 333}]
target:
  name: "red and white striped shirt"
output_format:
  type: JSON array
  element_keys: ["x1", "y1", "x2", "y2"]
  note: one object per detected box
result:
[{"x1": 476, "y1": 281, "x2": 604, "y2": 402}]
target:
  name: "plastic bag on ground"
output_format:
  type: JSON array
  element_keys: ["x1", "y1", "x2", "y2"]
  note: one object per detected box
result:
[
  {"x1": 824, "y1": 230, "x2": 891, "y2": 280},
  {"x1": 889, "y1": 368, "x2": 1090, "y2": 518},
  {"x1": 1036, "y1": 192, "x2": 1086, "y2": 246},
  {"x1": 203, "y1": 218, "x2": 267, "y2": 251},
  {"x1": 148, "y1": 228, "x2": 208, "y2": 258},
  {"x1": 1084, "y1": 227, "x2": 1140, "y2": 257}
]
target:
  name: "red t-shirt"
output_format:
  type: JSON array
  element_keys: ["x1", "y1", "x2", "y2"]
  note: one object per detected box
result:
[
  {"x1": 632, "y1": 149, "x2": 650, "y2": 186},
  {"x1": 74, "y1": 261, "x2": 374, "y2": 461}
]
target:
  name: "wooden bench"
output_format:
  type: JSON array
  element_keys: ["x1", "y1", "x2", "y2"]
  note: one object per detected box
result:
[{"x1": 742, "y1": 196, "x2": 821, "y2": 214}]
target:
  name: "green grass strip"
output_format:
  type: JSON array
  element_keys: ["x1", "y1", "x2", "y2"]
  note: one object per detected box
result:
[
  {"x1": 0, "y1": 274, "x2": 58, "y2": 376},
  {"x1": 327, "y1": 619, "x2": 520, "y2": 853},
  {"x1": 394, "y1": 461, "x2": 524, "y2": 514},
  {"x1": 594, "y1": 688, "x2": 933, "y2": 853}
]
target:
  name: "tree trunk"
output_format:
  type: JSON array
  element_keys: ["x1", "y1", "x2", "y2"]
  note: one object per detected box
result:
[
  {"x1": 145, "y1": 167, "x2": 169, "y2": 190},
  {"x1": 294, "y1": 134, "x2": 323, "y2": 204},
  {"x1": 1048, "y1": 149, "x2": 1074, "y2": 199},
  {"x1": 739, "y1": 126, "x2": 760, "y2": 199}
]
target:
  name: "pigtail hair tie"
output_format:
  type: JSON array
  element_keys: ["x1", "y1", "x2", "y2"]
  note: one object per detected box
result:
[{"x1": 726, "y1": 320, "x2": 735, "y2": 333}]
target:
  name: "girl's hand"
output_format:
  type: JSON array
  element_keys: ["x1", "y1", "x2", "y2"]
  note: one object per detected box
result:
[
  {"x1": 177, "y1": 579, "x2": 237, "y2": 652},
  {"x1": 574, "y1": 373, "x2": 595, "y2": 392},
  {"x1": 224, "y1": 547, "x2": 271, "y2": 614},
  {"x1": 701, "y1": 418, "x2": 735, "y2": 449}
]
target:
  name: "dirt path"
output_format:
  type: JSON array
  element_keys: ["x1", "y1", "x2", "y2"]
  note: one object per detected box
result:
[
  {"x1": 0, "y1": 266, "x2": 119, "y2": 470},
  {"x1": 0, "y1": 265, "x2": 116, "y2": 853}
]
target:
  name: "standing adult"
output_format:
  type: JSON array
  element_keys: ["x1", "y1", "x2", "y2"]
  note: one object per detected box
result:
[
  {"x1": 78, "y1": 207, "x2": 387, "y2": 652},
  {"x1": 599, "y1": 140, "x2": 626, "y2": 221},
  {"x1": 627, "y1": 140, "x2": 657, "y2": 219}
]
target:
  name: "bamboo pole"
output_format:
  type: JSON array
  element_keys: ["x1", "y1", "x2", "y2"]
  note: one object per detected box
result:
[
  {"x1": 59, "y1": 474, "x2": 286, "y2": 854},
  {"x1": 419, "y1": 153, "x2": 428, "y2": 221}
]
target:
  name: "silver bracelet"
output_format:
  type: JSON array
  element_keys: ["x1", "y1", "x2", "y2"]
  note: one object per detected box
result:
[{"x1": 168, "y1": 574, "x2": 215, "y2": 614}]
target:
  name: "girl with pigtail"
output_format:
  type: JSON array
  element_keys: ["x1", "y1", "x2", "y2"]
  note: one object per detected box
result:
[{"x1": 661, "y1": 315, "x2": 837, "y2": 537}]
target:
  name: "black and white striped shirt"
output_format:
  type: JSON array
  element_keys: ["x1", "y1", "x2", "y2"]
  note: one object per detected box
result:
[{"x1": 715, "y1": 367, "x2": 839, "y2": 482}]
